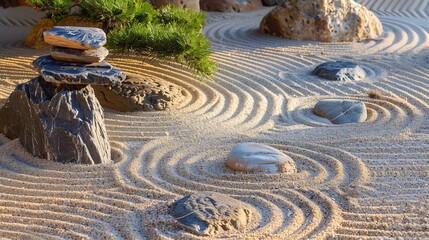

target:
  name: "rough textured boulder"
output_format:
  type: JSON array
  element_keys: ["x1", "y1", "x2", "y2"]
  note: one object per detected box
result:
[
  {"x1": 227, "y1": 142, "x2": 297, "y2": 173},
  {"x1": 24, "y1": 18, "x2": 55, "y2": 50},
  {"x1": 313, "y1": 99, "x2": 367, "y2": 124},
  {"x1": 200, "y1": 0, "x2": 263, "y2": 12},
  {"x1": 262, "y1": 0, "x2": 283, "y2": 6},
  {"x1": 0, "y1": 77, "x2": 112, "y2": 164},
  {"x1": 93, "y1": 74, "x2": 185, "y2": 112},
  {"x1": 150, "y1": 0, "x2": 200, "y2": 10},
  {"x1": 170, "y1": 192, "x2": 252, "y2": 236},
  {"x1": 51, "y1": 46, "x2": 109, "y2": 64},
  {"x1": 33, "y1": 55, "x2": 126, "y2": 85},
  {"x1": 43, "y1": 26, "x2": 107, "y2": 50},
  {"x1": 260, "y1": 0, "x2": 383, "y2": 42},
  {"x1": 312, "y1": 61, "x2": 366, "y2": 81}
]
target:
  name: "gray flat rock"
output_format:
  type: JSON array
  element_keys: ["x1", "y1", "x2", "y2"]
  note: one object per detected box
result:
[
  {"x1": 226, "y1": 142, "x2": 297, "y2": 174},
  {"x1": 312, "y1": 61, "x2": 366, "y2": 81},
  {"x1": 0, "y1": 77, "x2": 112, "y2": 164},
  {"x1": 170, "y1": 192, "x2": 252, "y2": 236},
  {"x1": 51, "y1": 46, "x2": 109, "y2": 64},
  {"x1": 313, "y1": 99, "x2": 367, "y2": 124},
  {"x1": 33, "y1": 55, "x2": 126, "y2": 85},
  {"x1": 44, "y1": 26, "x2": 106, "y2": 50}
]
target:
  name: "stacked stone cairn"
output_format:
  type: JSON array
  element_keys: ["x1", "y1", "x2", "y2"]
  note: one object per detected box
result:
[{"x1": 0, "y1": 26, "x2": 126, "y2": 164}]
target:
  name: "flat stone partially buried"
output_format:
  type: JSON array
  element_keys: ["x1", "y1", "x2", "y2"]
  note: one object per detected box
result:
[
  {"x1": 226, "y1": 142, "x2": 297, "y2": 174},
  {"x1": 33, "y1": 55, "x2": 126, "y2": 85},
  {"x1": 51, "y1": 46, "x2": 109, "y2": 64},
  {"x1": 170, "y1": 192, "x2": 252, "y2": 236},
  {"x1": 313, "y1": 99, "x2": 367, "y2": 124},
  {"x1": 44, "y1": 26, "x2": 106, "y2": 50}
]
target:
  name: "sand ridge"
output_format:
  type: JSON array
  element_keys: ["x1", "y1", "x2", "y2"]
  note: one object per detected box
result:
[{"x1": 1, "y1": 2, "x2": 429, "y2": 239}]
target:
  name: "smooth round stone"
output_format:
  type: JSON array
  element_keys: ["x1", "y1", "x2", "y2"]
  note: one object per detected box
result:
[
  {"x1": 170, "y1": 192, "x2": 252, "y2": 236},
  {"x1": 227, "y1": 143, "x2": 297, "y2": 174},
  {"x1": 51, "y1": 46, "x2": 109, "y2": 64},
  {"x1": 312, "y1": 61, "x2": 366, "y2": 81},
  {"x1": 33, "y1": 55, "x2": 125, "y2": 85},
  {"x1": 43, "y1": 26, "x2": 106, "y2": 50},
  {"x1": 313, "y1": 99, "x2": 367, "y2": 124}
]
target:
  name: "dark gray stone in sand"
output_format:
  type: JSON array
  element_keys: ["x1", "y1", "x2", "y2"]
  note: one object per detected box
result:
[
  {"x1": 171, "y1": 192, "x2": 252, "y2": 236},
  {"x1": 313, "y1": 99, "x2": 367, "y2": 124},
  {"x1": 33, "y1": 55, "x2": 125, "y2": 85},
  {"x1": 0, "y1": 77, "x2": 112, "y2": 164},
  {"x1": 312, "y1": 61, "x2": 366, "y2": 81}
]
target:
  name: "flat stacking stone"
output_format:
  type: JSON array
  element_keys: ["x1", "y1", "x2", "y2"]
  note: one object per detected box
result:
[
  {"x1": 200, "y1": 0, "x2": 263, "y2": 12},
  {"x1": 312, "y1": 61, "x2": 366, "y2": 81},
  {"x1": 43, "y1": 26, "x2": 106, "y2": 50},
  {"x1": 51, "y1": 46, "x2": 109, "y2": 64},
  {"x1": 33, "y1": 55, "x2": 126, "y2": 85},
  {"x1": 0, "y1": 77, "x2": 112, "y2": 164},
  {"x1": 313, "y1": 99, "x2": 367, "y2": 124},
  {"x1": 227, "y1": 143, "x2": 297, "y2": 173},
  {"x1": 260, "y1": 0, "x2": 383, "y2": 42},
  {"x1": 92, "y1": 74, "x2": 185, "y2": 112},
  {"x1": 171, "y1": 192, "x2": 252, "y2": 236}
]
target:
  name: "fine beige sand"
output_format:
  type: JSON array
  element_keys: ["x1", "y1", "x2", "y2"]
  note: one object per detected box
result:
[{"x1": 1, "y1": 2, "x2": 429, "y2": 239}]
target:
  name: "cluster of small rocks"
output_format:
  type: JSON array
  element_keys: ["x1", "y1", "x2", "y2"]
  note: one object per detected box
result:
[{"x1": 0, "y1": 26, "x2": 126, "y2": 164}]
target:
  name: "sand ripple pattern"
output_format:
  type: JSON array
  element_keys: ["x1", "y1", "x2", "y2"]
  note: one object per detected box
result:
[{"x1": 1, "y1": 3, "x2": 429, "y2": 239}]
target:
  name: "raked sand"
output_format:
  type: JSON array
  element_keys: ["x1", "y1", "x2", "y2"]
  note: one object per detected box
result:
[{"x1": 1, "y1": 1, "x2": 429, "y2": 239}]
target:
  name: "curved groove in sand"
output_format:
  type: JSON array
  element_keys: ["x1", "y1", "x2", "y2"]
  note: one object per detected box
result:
[{"x1": 1, "y1": 3, "x2": 429, "y2": 239}]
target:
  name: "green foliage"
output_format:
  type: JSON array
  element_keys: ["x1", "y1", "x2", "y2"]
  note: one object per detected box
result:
[
  {"x1": 107, "y1": 22, "x2": 216, "y2": 79},
  {"x1": 155, "y1": 5, "x2": 205, "y2": 32},
  {"x1": 27, "y1": 0, "x2": 73, "y2": 22},
  {"x1": 79, "y1": 0, "x2": 155, "y2": 30}
]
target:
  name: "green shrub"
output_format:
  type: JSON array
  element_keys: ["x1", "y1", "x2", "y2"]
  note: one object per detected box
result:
[
  {"x1": 155, "y1": 5, "x2": 205, "y2": 31},
  {"x1": 108, "y1": 22, "x2": 216, "y2": 79},
  {"x1": 79, "y1": 0, "x2": 156, "y2": 31},
  {"x1": 27, "y1": 0, "x2": 73, "y2": 22}
]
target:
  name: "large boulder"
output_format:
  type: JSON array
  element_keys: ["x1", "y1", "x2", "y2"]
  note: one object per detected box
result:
[
  {"x1": 226, "y1": 142, "x2": 297, "y2": 173},
  {"x1": 200, "y1": 0, "x2": 263, "y2": 12},
  {"x1": 93, "y1": 74, "x2": 185, "y2": 112},
  {"x1": 170, "y1": 192, "x2": 252, "y2": 236},
  {"x1": 259, "y1": 0, "x2": 383, "y2": 42},
  {"x1": 313, "y1": 99, "x2": 367, "y2": 124},
  {"x1": 0, "y1": 77, "x2": 112, "y2": 164},
  {"x1": 150, "y1": 0, "x2": 200, "y2": 10}
]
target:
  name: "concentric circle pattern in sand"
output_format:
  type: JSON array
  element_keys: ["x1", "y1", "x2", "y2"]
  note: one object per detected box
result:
[{"x1": 1, "y1": 3, "x2": 429, "y2": 239}]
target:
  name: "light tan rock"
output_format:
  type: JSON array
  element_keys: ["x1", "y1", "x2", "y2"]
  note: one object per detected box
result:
[
  {"x1": 200, "y1": 0, "x2": 263, "y2": 12},
  {"x1": 51, "y1": 46, "x2": 109, "y2": 63},
  {"x1": 259, "y1": 0, "x2": 383, "y2": 42},
  {"x1": 150, "y1": 0, "x2": 200, "y2": 10}
]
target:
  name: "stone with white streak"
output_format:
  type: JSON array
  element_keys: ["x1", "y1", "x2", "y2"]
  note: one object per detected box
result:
[
  {"x1": 260, "y1": 0, "x2": 383, "y2": 42},
  {"x1": 44, "y1": 26, "x2": 106, "y2": 50},
  {"x1": 51, "y1": 46, "x2": 109, "y2": 64}
]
